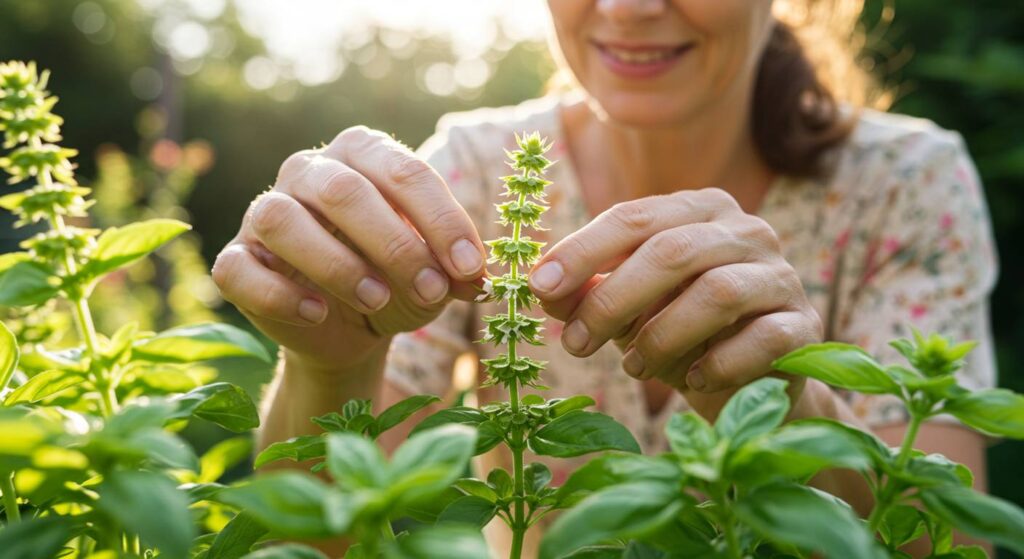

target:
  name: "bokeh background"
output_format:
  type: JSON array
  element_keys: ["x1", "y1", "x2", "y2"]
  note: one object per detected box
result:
[{"x1": 1, "y1": 1, "x2": 1021, "y2": 555}]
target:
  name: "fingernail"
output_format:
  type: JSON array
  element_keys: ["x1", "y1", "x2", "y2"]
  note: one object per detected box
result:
[
  {"x1": 530, "y1": 261, "x2": 564, "y2": 293},
  {"x1": 298, "y1": 298, "x2": 327, "y2": 324},
  {"x1": 356, "y1": 277, "x2": 390, "y2": 311},
  {"x1": 414, "y1": 268, "x2": 448, "y2": 304},
  {"x1": 563, "y1": 320, "x2": 590, "y2": 354},
  {"x1": 450, "y1": 238, "x2": 483, "y2": 276},
  {"x1": 687, "y1": 364, "x2": 706, "y2": 392},
  {"x1": 622, "y1": 349, "x2": 644, "y2": 378}
]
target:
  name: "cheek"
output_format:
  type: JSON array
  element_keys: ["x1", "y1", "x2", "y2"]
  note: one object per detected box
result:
[
  {"x1": 546, "y1": 1, "x2": 590, "y2": 80},
  {"x1": 683, "y1": 0, "x2": 772, "y2": 93}
]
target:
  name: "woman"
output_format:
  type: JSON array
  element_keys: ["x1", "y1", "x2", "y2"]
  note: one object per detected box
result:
[{"x1": 213, "y1": 0, "x2": 997, "y2": 554}]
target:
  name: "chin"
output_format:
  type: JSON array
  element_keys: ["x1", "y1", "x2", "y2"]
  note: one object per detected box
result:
[{"x1": 589, "y1": 90, "x2": 696, "y2": 129}]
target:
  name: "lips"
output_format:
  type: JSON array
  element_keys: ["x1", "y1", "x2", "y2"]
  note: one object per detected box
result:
[{"x1": 590, "y1": 39, "x2": 693, "y2": 79}]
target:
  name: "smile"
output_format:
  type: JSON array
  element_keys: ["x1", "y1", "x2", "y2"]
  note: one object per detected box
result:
[{"x1": 591, "y1": 40, "x2": 694, "y2": 78}]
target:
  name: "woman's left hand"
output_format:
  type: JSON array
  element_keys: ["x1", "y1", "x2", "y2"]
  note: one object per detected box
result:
[{"x1": 528, "y1": 188, "x2": 823, "y2": 413}]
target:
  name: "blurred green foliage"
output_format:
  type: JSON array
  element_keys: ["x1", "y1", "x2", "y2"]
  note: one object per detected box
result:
[{"x1": 0, "y1": 0, "x2": 1021, "y2": 554}]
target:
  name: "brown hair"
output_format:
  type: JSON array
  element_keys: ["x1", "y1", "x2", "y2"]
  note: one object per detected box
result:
[{"x1": 756, "y1": 0, "x2": 887, "y2": 178}]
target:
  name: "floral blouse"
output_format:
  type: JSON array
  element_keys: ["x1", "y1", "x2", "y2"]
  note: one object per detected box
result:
[{"x1": 383, "y1": 94, "x2": 999, "y2": 477}]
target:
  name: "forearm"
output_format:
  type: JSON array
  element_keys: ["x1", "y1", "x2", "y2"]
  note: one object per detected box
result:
[{"x1": 257, "y1": 342, "x2": 391, "y2": 455}]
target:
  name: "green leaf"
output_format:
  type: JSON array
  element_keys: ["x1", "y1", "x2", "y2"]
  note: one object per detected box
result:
[
  {"x1": 254, "y1": 435, "x2": 325, "y2": 469},
  {"x1": 129, "y1": 428, "x2": 199, "y2": 471},
  {"x1": 714, "y1": 377, "x2": 790, "y2": 449},
  {"x1": 894, "y1": 452, "x2": 973, "y2": 488},
  {"x1": 772, "y1": 342, "x2": 902, "y2": 395},
  {"x1": 453, "y1": 478, "x2": 498, "y2": 502},
  {"x1": 0, "y1": 259, "x2": 60, "y2": 307},
  {"x1": 325, "y1": 431, "x2": 387, "y2": 489},
  {"x1": 4, "y1": 369, "x2": 84, "y2": 405},
  {"x1": 199, "y1": 436, "x2": 253, "y2": 483},
  {"x1": 437, "y1": 495, "x2": 498, "y2": 527},
  {"x1": 878, "y1": 505, "x2": 926, "y2": 549},
  {"x1": 241, "y1": 544, "x2": 328, "y2": 559},
  {"x1": 171, "y1": 382, "x2": 260, "y2": 432},
  {"x1": 920, "y1": 485, "x2": 1024, "y2": 555},
  {"x1": 728, "y1": 420, "x2": 873, "y2": 486},
  {"x1": 555, "y1": 454, "x2": 681, "y2": 507},
  {"x1": 548, "y1": 395, "x2": 597, "y2": 417},
  {"x1": 411, "y1": 406, "x2": 503, "y2": 454},
  {"x1": 525, "y1": 462, "x2": 552, "y2": 494},
  {"x1": 206, "y1": 512, "x2": 269, "y2": 559},
  {"x1": 371, "y1": 394, "x2": 440, "y2": 438},
  {"x1": 530, "y1": 410, "x2": 640, "y2": 457},
  {"x1": 0, "y1": 320, "x2": 18, "y2": 394},
  {"x1": 942, "y1": 388, "x2": 1024, "y2": 438},
  {"x1": 0, "y1": 516, "x2": 74, "y2": 559},
  {"x1": 488, "y1": 468, "x2": 513, "y2": 499},
  {"x1": 217, "y1": 472, "x2": 333, "y2": 538},
  {"x1": 96, "y1": 469, "x2": 196, "y2": 559},
  {"x1": 540, "y1": 481, "x2": 683, "y2": 559},
  {"x1": 133, "y1": 322, "x2": 271, "y2": 363},
  {"x1": 388, "y1": 424, "x2": 477, "y2": 506},
  {"x1": 666, "y1": 412, "x2": 721, "y2": 481},
  {"x1": 733, "y1": 483, "x2": 885, "y2": 559},
  {"x1": 84, "y1": 218, "x2": 191, "y2": 279},
  {"x1": 384, "y1": 524, "x2": 490, "y2": 559},
  {"x1": 560, "y1": 546, "x2": 626, "y2": 559}
]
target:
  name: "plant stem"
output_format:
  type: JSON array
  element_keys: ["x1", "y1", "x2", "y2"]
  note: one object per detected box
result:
[
  {"x1": 1, "y1": 471, "x2": 20, "y2": 523},
  {"x1": 44, "y1": 189, "x2": 115, "y2": 416},
  {"x1": 867, "y1": 413, "x2": 925, "y2": 534},
  {"x1": 713, "y1": 486, "x2": 742, "y2": 559},
  {"x1": 507, "y1": 191, "x2": 527, "y2": 559}
]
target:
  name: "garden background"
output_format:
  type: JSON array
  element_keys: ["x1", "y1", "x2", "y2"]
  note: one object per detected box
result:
[{"x1": 1, "y1": 1, "x2": 1021, "y2": 556}]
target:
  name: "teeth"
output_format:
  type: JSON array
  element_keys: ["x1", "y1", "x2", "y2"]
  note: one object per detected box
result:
[{"x1": 604, "y1": 46, "x2": 678, "y2": 64}]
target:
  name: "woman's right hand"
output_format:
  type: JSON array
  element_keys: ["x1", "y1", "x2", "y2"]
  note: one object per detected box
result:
[{"x1": 212, "y1": 126, "x2": 487, "y2": 373}]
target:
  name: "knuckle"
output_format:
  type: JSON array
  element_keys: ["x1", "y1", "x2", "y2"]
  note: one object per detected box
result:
[
  {"x1": 646, "y1": 229, "x2": 693, "y2": 270},
  {"x1": 586, "y1": 286, "x2": 620, "y2": 323},
  {"x1": 277, "y1": 152, "x2": 310, "y2": 183},
  {"x1": 333, "y1": 125, "x2": 374, "y2": 148},
  {"x1": 423, "y1": 203, "x2": 468, "y2": 238},
  {"x1": 741, "y1": 215, "x2": 781, "y2": 250},
  {"x1": 384, "y1": 154, "x2": 435, "y2": 187},
  {"x1": 250, "y1": 193, "x2": 296, "y2": 238},
  {"x1": 254, "y1": 281, "x2": 290, "y2": 317},
  {"x1": 607, "y1": 200, "x2": 656, "y2": 232},
  {"x1": 381, "y1": 230, "x2": 423, "y2": 266},
  {"x1": 319, "y1": 252, "x2": 355, "y2": 292},
  {"x1": 211, "y1": 247, "x2": 242, "y2": 292},
  {"x1": 701, "y1": 187, "x2": 740, "y2": 211},
  {"x1": 637, "y1": 325, "x2": 670, "y2": 360},
  {"x1": 701, "y1": 267, "x2": 747, "y2": 309},
  {"x1": 317, "y1": 168, "x2": 369, "y2": 209}
]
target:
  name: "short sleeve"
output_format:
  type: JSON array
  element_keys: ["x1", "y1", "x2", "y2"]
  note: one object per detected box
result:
[
  {"x1": 836, "y1": 133, "x2": 999, "y2": 427},
  {"x1": 382, "y1": 123, "x2": 486, "y2": 398}
]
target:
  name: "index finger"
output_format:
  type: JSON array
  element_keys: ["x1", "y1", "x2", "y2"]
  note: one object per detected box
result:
[
  {"x1": 528, "y1": 188, "x2": 737, "y2": 301},
  {"x1": 325, "y1": 126, "x2": 487, "y2": 281}
]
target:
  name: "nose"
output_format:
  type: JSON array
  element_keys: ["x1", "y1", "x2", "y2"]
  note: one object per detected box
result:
[{"x1": 596, "y1": 0, "x2": 666, "y2": 21}]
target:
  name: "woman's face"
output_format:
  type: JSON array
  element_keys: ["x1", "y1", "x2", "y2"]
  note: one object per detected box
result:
[{"x1": 547, "y1": 0, "x2": 775, "y2": 128}]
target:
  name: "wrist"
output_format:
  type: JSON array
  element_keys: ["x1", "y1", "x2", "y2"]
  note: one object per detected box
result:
[{"x1": 281, "y1": 339, "x2": 392, "y2": 388}]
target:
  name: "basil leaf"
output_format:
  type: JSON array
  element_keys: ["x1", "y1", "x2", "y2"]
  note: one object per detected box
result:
[
  {"x1": 199, "y1": 436, "x2": 253, "y2": 483},
  {"x1": 371, "y1": 394, "x2": 440, "y2": 438},
  {"x1": 383, "y1": 524, "x2": 490, "y2": 559},
  {"x1": 411, "y1": 407, "x2": 502, "y2": 455},
  {"x1": 0, "y1": 259, "x2": 60, "y2": 307},
  {"x1": 83, "y1": 218, "x2": 190, "y2": 279},
  {"x1": 241, "y1": 543, "x2": 328, "y2": 559},
  {"x1": 325, "y1": 431, "x2": 387, "y2": 489},
  {"x1": 217, "y1": 472, "x2": 333, "y2": 539},
  {"x1": 920, "y1": 485, "x2": 1024, "y2": 555},
  {"x1": 715, "y1": 377, "x2": 790, "y2": 449},
  {"x1": 0, "y1": 320, "x2": 18, "y2": 394},
  {"x1": 254, "y1": 435, "x2": 325, "y2": 469},
  {"x1": 437, "y1": 495, "x2": 498, "y2": 527},
  {"x1": 0, "y1": 516, "x2": 74, "y2": 559},
  {"x1": 728, "y1": 420, "x2": 873, "y2": 486},
  {"x1": 171, "y1": 382, "x2": 260, "y2": 432},
  {"x1": 529, "y1": 410, "x2": 640, "y2": 457},
  {"x1": 97, "y1": 469, "x2": 196, "y2": 559},
  {"x1": 942, "y1": 388, "x2": 1024, "y2": 438},
  {"x1": 733, "y1": 483, "x2": 885, "y2": 559},
  {"x1": 4, "y1": 369, "x2": 84, "y2": 406},
  {"x1": 540, "y1": 481, "x2": 683, "y2": 559},
  {"x1": 133, "y1": 322, "x2": 271, "y2": 363},
  {"x1": 206, "y1": 512, "x2": 268, "y2": 559},
  {"x1": 387, "y1": 424, "x2": 476, "y2": 506},
  {"x1": 772, "y1": 342, "x2": 901, "y2": 395}
]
